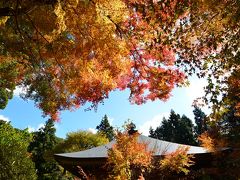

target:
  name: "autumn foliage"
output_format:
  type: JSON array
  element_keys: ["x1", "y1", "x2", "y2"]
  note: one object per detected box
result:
[
  {"x1": 0, "y1": 0, "x2": 239, "y2": 121},
  {"x1": 107, "y1": 131, "x2": 152, "y2": 180},
  {"x1": 159, "y1": 146, "x2": 195, "y2": 175},
  {"x1": 107, "y1": 128, "x2": 197, "y2": 179},
  {"x1": 0, "y1": 0, "x2": 187, "y2": 119}
]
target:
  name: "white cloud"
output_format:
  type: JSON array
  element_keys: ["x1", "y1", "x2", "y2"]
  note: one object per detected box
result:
[
  {"x1": 27, "y1": 123, "x2": 45, "y2": 133},
  {"x1": 0, "y1": 115, "x2": 10, "y2": 122},
  {"x1": 139, "y1": 113, "x2": 169, "y2": 136},
  {"x1": 185, "y1": 79, "x2": 207, "y2": 100},
  {"x1": 37, "y1": 123, "x2": 45, "y2": 130},
  {"x1": 13, "y1": 86, "x2": 25, "y2": 97},
  {"x1": 88, "y1": 128, "x2": 97, "y2": 134},
  {"x1": 27, "y1": 126, "x2": 35, "y2": 133},
  {"x1": 108, "y1": 117, "x2": 114, "y2": 125}
]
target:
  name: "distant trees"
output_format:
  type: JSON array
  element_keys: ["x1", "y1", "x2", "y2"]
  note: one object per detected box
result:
[
  {"x1": 0, "y1": 120, "x2": 37, "y2": 180},
  {"x1": 27, "y1": 120, "x2": 110, "y2": 179},
  {"x1": 215, "y1": 106, "x2": 240, "y2": 147},
  {"x1": 54, "y1": 130, "x2": 109, "y2": 153},
  {"x1": 149, "y1": 110, "x2": 197, "y2": 145},
  {"x1": 193, "y1": 106, "x2": 208, "y2": 138},
  {"x1": 96, "y1": 115, "x2": 114, "y2": 141}
]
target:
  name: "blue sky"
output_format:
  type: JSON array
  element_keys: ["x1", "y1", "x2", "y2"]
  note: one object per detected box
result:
[{"x1": 0, "y1": 77, "x2": 209, "y2": 138}]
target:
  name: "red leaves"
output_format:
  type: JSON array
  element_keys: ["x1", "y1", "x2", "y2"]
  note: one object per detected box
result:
[
  {"x1": 41, "y1": 0, "x2": 189, "y2": 120},
  {"x1": 115, "y1": 0, "x2": 189, "y2": 106},
  {"x1": 0, "y1": 0, "x2": 192, "y2": 120}
]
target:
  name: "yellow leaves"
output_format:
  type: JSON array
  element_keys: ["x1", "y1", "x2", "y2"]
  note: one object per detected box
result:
[
  {"x1": 66, "y1": 0, "x2": 80, "y2": 8},
  {"x1": 198, "y1": 132, "x2": 214, "y2": 151},
  {"x1": 0, "y1": 17, "x2": 9, "y2": 27},
  {"x1": 193, "y1": 0, "x2": 235, "y2": 33},
  {"x1": 96, "y1": 0, "x2": 129, "y2": 24},
  {"x1": 49, "y1": 1, "x2": 67, "y2": 41},
  {"x1": 159, "y1": 146, "x2": 195, "y2": 175},
  {"x1": 198, "y1": 131, "x2": 227, "y2": 152},
  {"x1": 107, "y1": 132, "x2": 153, "y2": 179}
]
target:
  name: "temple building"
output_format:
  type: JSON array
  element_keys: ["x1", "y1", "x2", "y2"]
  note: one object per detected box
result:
[{"x1": 54, "y1": 134, "x2": 216, "y2": 179}]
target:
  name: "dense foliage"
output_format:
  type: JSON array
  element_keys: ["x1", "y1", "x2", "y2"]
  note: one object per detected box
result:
[
  {"x1": 149, "y1": 110, "x2": 196, "y2": 145},
  {"x1": 28, "y1": 119, "x2": 64, "y2": 180},
  {"x1": 0, "y1": 0, "x2": 239, "y2": 178},
  {"x1": 0, "y1": 120, "x2": 37, "y2": 180},
  {"x1": 0, "y1": 0, "x2": 210, "y2": 118},
  {"x1": 0, "y1": 0, "x2": 238, "y2": 123},
  {"x1": 107, "y1": 130, "x2": 152, "y2": 180},
  {"x1": 159, "y1": 147, "x2": 194, "y2": 176},
  {"x1": 96, "y1": 114, "x2": 115, "y2": 141},
  {"x1": 54, "y1": 130, "x2": 108, "y2": 153}
]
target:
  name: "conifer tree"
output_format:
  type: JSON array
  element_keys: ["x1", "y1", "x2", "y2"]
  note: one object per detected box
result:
[
  {"x1": 28, "y1": 119, "x2": 62, "y2": 179},
  {"x1": 96, "y1": 115, "x2": 114, "y2": 141},
  {"x1": 149, "y1": 110, "x2": 196, "y2": 145},
  {"x1": 193, "y1": 106, "x2": 207, "y2": 138}
]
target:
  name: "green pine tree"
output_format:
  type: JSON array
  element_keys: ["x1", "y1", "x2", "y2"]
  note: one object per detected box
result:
[
  {"x1": 96, "y1": 115, "x2": 114, "y2": 141},
  {"x1": 28, "y1": 119, "x2": 63, "y2": 180},
  {"x1": 193, "y1": 106, "x2": 207, "y2": 137},
  {"x1": 149, "y1": 110, "x2": 197, "y2": 145}
]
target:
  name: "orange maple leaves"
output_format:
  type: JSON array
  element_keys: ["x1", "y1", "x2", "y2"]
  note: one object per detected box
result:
[
  {"x1": 160, "y1": 146, "x2": 195, "y2": 175},
  {"x1": 0, "y1": 0, "x2": 190, "y2": 119},
  {"x1": 107, "y1": 131, "x2": 153, "y2": 179}
]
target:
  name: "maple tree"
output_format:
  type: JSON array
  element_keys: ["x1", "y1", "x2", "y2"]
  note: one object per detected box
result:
[
  {"x1": 0, "y1": 0, "x2": 187, "y2": 119},
  {"x1": 107, "y1": 130, "x2": 152, "y2": 180},
  {"x1": 0, "y1": 0, "x2": 239, "y2": 121},
  {"x1": 159, "y1": 146, "x2": 194, "y2": 176},
  {"x1": 174, "y1": 0, "x2": 239, "y2": 115}
]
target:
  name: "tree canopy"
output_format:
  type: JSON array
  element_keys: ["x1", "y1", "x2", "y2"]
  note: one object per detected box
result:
[
  {"x1": 149, "y1": 110, "x2": 196, "y2": 145},
  {"x1": 0, "y1": 0, "x2": 200, "y2": 119},
  {"x1": 28, "y1": 119, "x2": 63, "y2": 180},
  {"x1": 54, "y1": 130, "x2": 108, "y2": 153},
  {"x1": 0, "y1": 120, "x2": 37, "y2": 180},
  {"x1": 0, "y1": 1, "x2": 239, "y2": 122}
]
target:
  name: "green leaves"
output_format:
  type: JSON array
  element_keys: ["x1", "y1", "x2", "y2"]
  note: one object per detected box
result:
[
  {"x1": 28, "y1": 119, "x2": 63, "y2": 179},
  {"x1": 0, "y1": 121, "x2": 37, "y2": 180},
  {"x1": 0, "y1": 60, "x2": 18, "y2": 109},
  {"x1": 0, "y1": 88, "x2": 9, "y2": 109},
  {"x1": 54, "y1": 130, "x2": 108, "y2": 153},
  {"x1": 149, "y1": 110, "x2": 197, "y2": 145}
]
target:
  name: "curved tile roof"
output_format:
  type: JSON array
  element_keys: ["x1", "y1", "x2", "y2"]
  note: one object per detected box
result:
[{"x1": 55, "y1": 135, "x2": 209, "y2": 159}]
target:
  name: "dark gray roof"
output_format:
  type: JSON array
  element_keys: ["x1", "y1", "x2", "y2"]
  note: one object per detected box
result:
[{"x1": 55, "y1": 135, "x2": 208, "y2": 159}]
